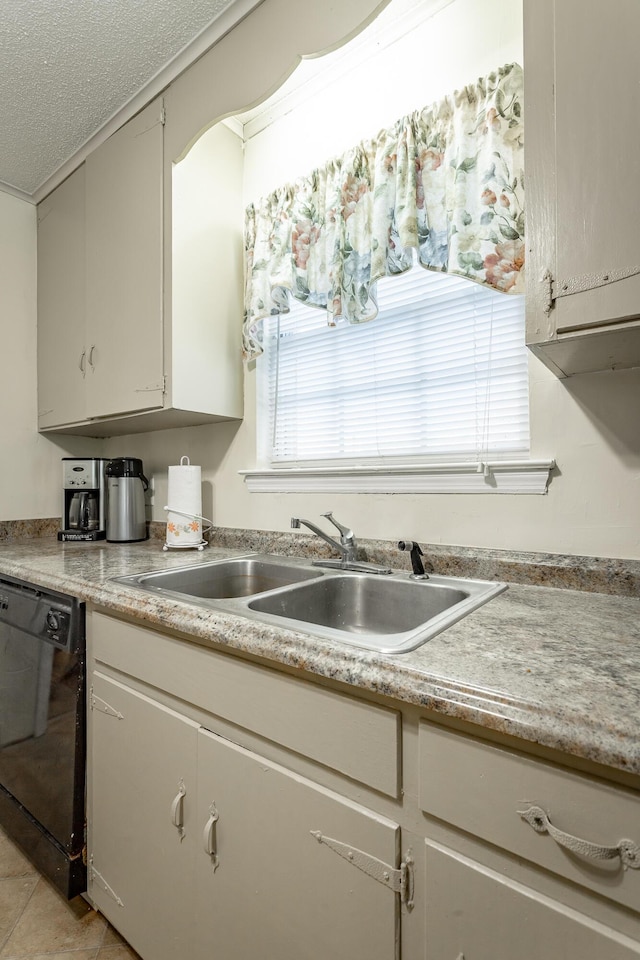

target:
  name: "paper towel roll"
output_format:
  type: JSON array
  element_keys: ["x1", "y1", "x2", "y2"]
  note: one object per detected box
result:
[{"x1": 166, "y1": 457, "x2": 203, "y2": 547}]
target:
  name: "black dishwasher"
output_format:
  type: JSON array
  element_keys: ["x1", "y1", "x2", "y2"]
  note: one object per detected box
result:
[{"x1": 0, "y1": 574, "x2": 86, "y2": 897}]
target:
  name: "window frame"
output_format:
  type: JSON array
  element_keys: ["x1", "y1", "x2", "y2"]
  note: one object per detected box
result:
[{"x1": 243, "y1": 270, "x2": 554, "y2": 495}]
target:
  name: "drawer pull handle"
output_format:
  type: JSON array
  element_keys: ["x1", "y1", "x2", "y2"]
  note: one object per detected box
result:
[{"x1": 518, "y1": 805, "x2": 640, "y2": 869}]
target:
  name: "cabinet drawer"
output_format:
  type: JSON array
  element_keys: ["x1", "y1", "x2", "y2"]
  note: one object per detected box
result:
[
  {"x1": 90, "y1": 611, "x2": 400, "y2": 797},
  {"x1": 419, "y1": 722, "x2": 640, "y2": 911}
]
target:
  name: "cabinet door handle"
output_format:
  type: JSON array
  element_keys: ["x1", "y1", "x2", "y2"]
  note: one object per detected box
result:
[
  {"x1": 202, "y1": 802, "x2": 220, "y2": 871},
  {"x1": 518, "y1": 805, "x2": 640, "y2": 869},
  {"x1": 79, "y1": 350, "x2": 86, "y2": 375},
  {"x1": 170, "y1": 779, "x2": 186, "y2": 835},
  {"x1": 88, "y1": 345, "x2": 96, "y2": 368}
]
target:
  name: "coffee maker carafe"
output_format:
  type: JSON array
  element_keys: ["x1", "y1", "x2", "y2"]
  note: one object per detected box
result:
[
  {"x1": 59, "y1": 458, "x2": 108, "y2": 541},
  {"x1": 68, "y1": 490, "x2": 99, "y2": 531},
  {"x1": 106, "y1": 457, "x2": 149, "y2": 543}
]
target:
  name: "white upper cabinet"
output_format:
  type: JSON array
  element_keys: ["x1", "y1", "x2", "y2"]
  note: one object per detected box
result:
[
  {"x1": 37, "y1": 165, "x2": 86, "y2": 430},
  {"x1": 37, "y1": 100, "x2": 245, "y2": 436},
  {"x1": 169, "y1": 120, "x2": 244, "y2": 422},
  {"x1": 525, "y1": 0, "x2": 640, "y2": 376},
  {"x1": 38, "y1": 102, "x2": 167, "y2": 431},
  {"x1": 85, "y1": 98, "x2": 165, "y2": 420}
]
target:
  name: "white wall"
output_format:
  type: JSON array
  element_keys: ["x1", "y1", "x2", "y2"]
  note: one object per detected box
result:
[
  {"x1": 0, "y1": 191, "x2": 99, "y2": 521},
  {"x1": 98, "y1": 0, "x2": 640, "y2": 561}
]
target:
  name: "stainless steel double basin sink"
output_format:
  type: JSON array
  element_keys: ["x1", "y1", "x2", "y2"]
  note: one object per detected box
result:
[{"x1": 115, "y1": 554, "x2": 506, "y2": 654}]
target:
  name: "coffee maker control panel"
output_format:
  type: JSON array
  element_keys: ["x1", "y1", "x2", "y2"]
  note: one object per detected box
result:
[{"x1": 63, "y1": 461, "x2": 104, "y2": 488}]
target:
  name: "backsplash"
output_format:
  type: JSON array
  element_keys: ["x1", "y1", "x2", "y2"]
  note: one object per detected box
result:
[
  {"x1": 206, "y1": 526, "x2": 640, "y2": 598},
  {"x1": 0, "y1": 518, "x2": 60, "y2": 542},
  {"x1": 6, "y1": 518, "x2": 639, "y2": 597}
]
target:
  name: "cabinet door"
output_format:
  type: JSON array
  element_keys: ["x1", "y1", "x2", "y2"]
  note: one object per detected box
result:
[
  {"x1": 425, "y1": 841, "x2": 640, "y2": 960},
  {"x1": 88, "y1": 672, "x2": 198, "y2": 960},
  {"x1": 195, "y1": 728, "x2": 401, "y2": 960},
  {"x1": 37, "y1": 165, "x2": 86, "y2": 428},
  {"x1": 553, "y1": 0, "x2": 640, "y2": 334},
  {"x1": 526, "y1": 0, "x2": 640, "y2": 339},
  {"x1": 85, "y1": 98, "x2": 164, "y2": 419}
]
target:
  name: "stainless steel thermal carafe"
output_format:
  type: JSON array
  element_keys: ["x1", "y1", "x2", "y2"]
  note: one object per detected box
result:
[{"x1": 105, "y1": 457, "x2": 149, "y2": 543}]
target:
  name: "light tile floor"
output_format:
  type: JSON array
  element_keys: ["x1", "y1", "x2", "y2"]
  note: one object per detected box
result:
[{"x1": 0, "y1": 828, "x2": 140, "y2": 960}]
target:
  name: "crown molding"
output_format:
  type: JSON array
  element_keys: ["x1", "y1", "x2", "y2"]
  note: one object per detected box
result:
[{"x1": 0, "y1": 180, "x2": 34, "y2": 205}]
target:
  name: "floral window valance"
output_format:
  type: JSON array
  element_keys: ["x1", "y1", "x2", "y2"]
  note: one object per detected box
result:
[{"x1": 243, "y1": 62, "x2": 524, "y2": 359}]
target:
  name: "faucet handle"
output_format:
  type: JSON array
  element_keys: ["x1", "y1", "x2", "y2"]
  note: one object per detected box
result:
[{"x1": 321, "y1": 511, "x2": 354, "y2": 544}]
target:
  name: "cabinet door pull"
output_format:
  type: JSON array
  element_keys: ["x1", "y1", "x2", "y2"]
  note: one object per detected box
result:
[
  {"x1": 79, "y1": 350, "x2": 86, "y2": 375},
  {"x1": 88, "y1": 345, "x2": 96, "y2": 368},
  {"x1": 518, "y1": 805, "x2": 640, "y2": 869},
  {"x1": 202, "y1": 802, "x2": 219, "y2": 871},
  {"x1": 170, "y1": 779, "x2": 186, "y2": 835}
]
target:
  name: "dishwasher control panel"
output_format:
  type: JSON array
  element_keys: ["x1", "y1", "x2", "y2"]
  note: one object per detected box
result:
[{"x1": 0, "y1": 576, "x2": 83, "y2": 651}]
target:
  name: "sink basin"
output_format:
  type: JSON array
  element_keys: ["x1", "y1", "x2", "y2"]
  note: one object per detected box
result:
[
  {"x1": 247, "y1": 573, "x2": 506, "y2": 652},
  {"x1": 114, "y1": 554, "x2": 506, "y2": 654},
  {"x1": 116, "y1": 555, "x2": 323, "y2": 600},
  {"x1": 249, "y1": 575, "x2": 467, "y2": 634}
]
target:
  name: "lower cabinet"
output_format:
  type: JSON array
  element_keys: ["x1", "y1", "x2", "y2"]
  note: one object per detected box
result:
[
  {"x1": 89, "y1": 674, "x2": 198, "y2": 960},
  {"x1": 419, "y1": 721, "x2": 640, "y2": 959},
  {"x1": 425, "y1": 841, "x2": 640, "y2": 960},
  {"x1": 89, "y1": 671, "x2": 401, "y2": 960},
  {"x1": 88, "y1": 611, "x2": 640, "y2": 960},
  {"x1": 194, "y1": 728, "x2": 400, "y2": 960}
]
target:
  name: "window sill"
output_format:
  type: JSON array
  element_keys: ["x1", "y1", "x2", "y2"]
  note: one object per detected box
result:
[{"x1": 239, "y1": 460, "x2": 556, "y2": 495}]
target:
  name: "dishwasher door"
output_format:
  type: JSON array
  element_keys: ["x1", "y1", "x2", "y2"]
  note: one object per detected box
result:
[{"x1": 0, "y1": 576, "x2": 86, "y2": 898}]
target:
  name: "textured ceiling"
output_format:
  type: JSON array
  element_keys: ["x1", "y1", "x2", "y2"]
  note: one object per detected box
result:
[{"x1": 0, "y1": 0, "x2": 243, "y2": 196}]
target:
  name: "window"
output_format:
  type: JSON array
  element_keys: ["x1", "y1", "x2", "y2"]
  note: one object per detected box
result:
[{"x1": 257, "y1": 265, "x2": 529, "y2": 466}]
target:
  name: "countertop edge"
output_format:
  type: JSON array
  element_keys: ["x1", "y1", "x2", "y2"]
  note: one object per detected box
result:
[{"x1": 92, "y1": 585, "x2": 640, "y2": 777}]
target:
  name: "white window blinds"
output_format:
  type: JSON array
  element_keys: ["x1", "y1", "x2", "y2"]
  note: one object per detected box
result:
[{"x1": 258, "y1": 266, "x2": 529, "y2": 467}]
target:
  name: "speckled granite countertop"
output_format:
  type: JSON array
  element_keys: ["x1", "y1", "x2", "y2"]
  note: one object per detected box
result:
[{"x1": 1, "y1": 537, "x2": 639, "y2": 778}]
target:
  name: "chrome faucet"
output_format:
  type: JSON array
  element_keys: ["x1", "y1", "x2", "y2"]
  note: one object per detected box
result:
[
  {"x1": 291, "y1": 511, "x2": 357, "y2": 564},
  {"x1": 291, "y1": 512, "x2": 392, "y2": 574}
]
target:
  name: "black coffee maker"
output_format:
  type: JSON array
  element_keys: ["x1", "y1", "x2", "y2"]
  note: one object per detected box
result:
[{"x1": 58, "y1": 458, "x2": 108, "y2": 541}]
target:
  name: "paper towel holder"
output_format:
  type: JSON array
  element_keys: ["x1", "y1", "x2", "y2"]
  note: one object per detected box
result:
[
  {"x1": 162, "y1": 506, "x2": 211, "y2": 551},
  {"x1": 163, "y1": 456, "x2": 210, "y2": 551}
]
